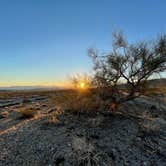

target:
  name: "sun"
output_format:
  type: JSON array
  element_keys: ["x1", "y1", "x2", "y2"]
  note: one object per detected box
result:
[{"x1": 80, "y1": 82, "x2": 85, "y2": 89}]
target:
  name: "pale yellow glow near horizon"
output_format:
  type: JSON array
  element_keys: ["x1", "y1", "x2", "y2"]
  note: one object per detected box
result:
[{"x1": 0, "y1": 80, "x2": 70, "y2": 88}]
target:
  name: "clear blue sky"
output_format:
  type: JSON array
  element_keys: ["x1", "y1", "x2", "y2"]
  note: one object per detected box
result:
[{"x1": 0, "y1": 0, "x2": 166, "y2": 86}]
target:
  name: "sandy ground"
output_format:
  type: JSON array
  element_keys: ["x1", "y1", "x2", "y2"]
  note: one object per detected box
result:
[{"x1": 0, "y1": 91, "x2": 166, "y2": 166}]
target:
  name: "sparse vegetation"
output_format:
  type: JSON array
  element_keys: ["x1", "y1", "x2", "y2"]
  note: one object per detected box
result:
[
  {"x1": 88, "y1": 32, "x2": 166, "y2": 111},
  {"x1": 53, "y1": 90, "x2": 104, "y2": 115},
  {"x1": 63, "y1": 33, "x2": 166, "y2": 115},
  {"x1": 1, "y1": 34, "x2": 166, "y2": 166},
  {"x1": 1, "y1": 88, "x2": 166, "y2": 165},
  {"x1": 73, "y1": 137, "x2": 113, "y2": 166},
  {"x1": 46, "y1": 115, "x2": 59, "y2": 125},
  {"x1": 19, "y1": 108, "x2": 36, "y2": 119}
]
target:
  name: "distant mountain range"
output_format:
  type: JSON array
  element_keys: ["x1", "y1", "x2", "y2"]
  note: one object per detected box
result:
[
  {"x1": 0, "y1": 78, "x2": 166, "y2": 91},
  {"x1": 0, "y1": 85, "x2": 65, "y2": 91}
]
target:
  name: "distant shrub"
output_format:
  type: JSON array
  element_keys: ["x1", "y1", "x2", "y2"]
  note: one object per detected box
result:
[{"x1": 19, "y1": 109, "x2": 36, "y2": 119}]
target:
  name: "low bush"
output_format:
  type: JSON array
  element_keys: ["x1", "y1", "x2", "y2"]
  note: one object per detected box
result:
[{"x1": 19, "y1": 109, "x2": 36, "y2": 119}]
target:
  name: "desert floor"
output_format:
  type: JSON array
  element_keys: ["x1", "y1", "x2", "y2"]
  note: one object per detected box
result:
[{"x1": 0, "y1": 90, "x2": 166, "y2": 166}]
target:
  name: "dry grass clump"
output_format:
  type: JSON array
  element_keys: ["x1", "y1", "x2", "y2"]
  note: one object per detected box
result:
[
  {"x1": 47, "y1": 115, "x2": 59, "y2": 124},
  {"x1": 77, "y1": 151, "x2": 112, "y2": 166},
  {"x1": 65, "y1": 95, "x2": 119, "y2": 114},
  {"x1": 52, "y1": 91, "x2": 97, "y2": 113},
  {"x1": 52, "y1": 90, "x2": 113, "y2": 114},
  {"x1": 52, "y1": 136, "x2": 113, "y2": 165},
  {"x1": 72, "y1": 137, "x2": 113, "y2": 166},
  {"x1": 43, "y1": 114, "x2": 64, "y2": 128},
  {"x1": 19, "y1": 108, "x2": 36, "y2": 119},
  {"x1": 43, "y1": 107, "x2": 64, "y2": 127},
  {"x1": 66, "y1": 97, "x2": 99, "y2": 113}
]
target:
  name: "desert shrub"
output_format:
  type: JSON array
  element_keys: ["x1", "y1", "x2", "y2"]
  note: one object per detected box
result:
[
  {"x1": 63, "y1": 95, "x2": 98, "y2": 114},
  {"x1": 45, "y1": 107, "x2": 63, "y2": 124},
  {"x1": 66, "y1": 74, "x2": 104, "y2": 113},
  {"x1": 53, "y1": 89, "x2": 108, "y2": 114},
  {"x1": 19, "y1": 108, "x2": 36, "y2": 119},
  {"x1": 72, "y1": 137, "x2": 113, "y2": 165},
  {"x1": 88, "y1": 32, "x2": 166, "y2": 111},
  {"x1": 47, "y1": 116, "x2": 58, "y2": 124},
  {"x1": 44, "y1": 115, "x2": 60, "y2": 126}
]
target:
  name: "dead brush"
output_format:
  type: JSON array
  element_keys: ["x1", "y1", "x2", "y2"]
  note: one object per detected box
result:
[
  {"x1": 72, "y1": 94, "x2": 102, "y2": 114},
  {"x1": 19, "y1": 108, "x2": 36, "y2": 119},
  {"x1": 72, "y1": 137, "x2": 113, "y2": 166},
  {"x1": 77, "y1": 151, "x2": 111, "y2": 166},
  {"x1": 47, "y1": 115, "x2": 59, "y2": 124},
  {"x1": 44, "y1": 107, "x2": 64, "y2": 126},
  {"x1": 47, "y1": 109, "x2": 61, "y2": 122},
  {"x1": 54, "y1": 91, "x2": 100, "y2": 114},
  {"x1": 67, "y1": 97, "x2": 99, "y2": 113}
]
